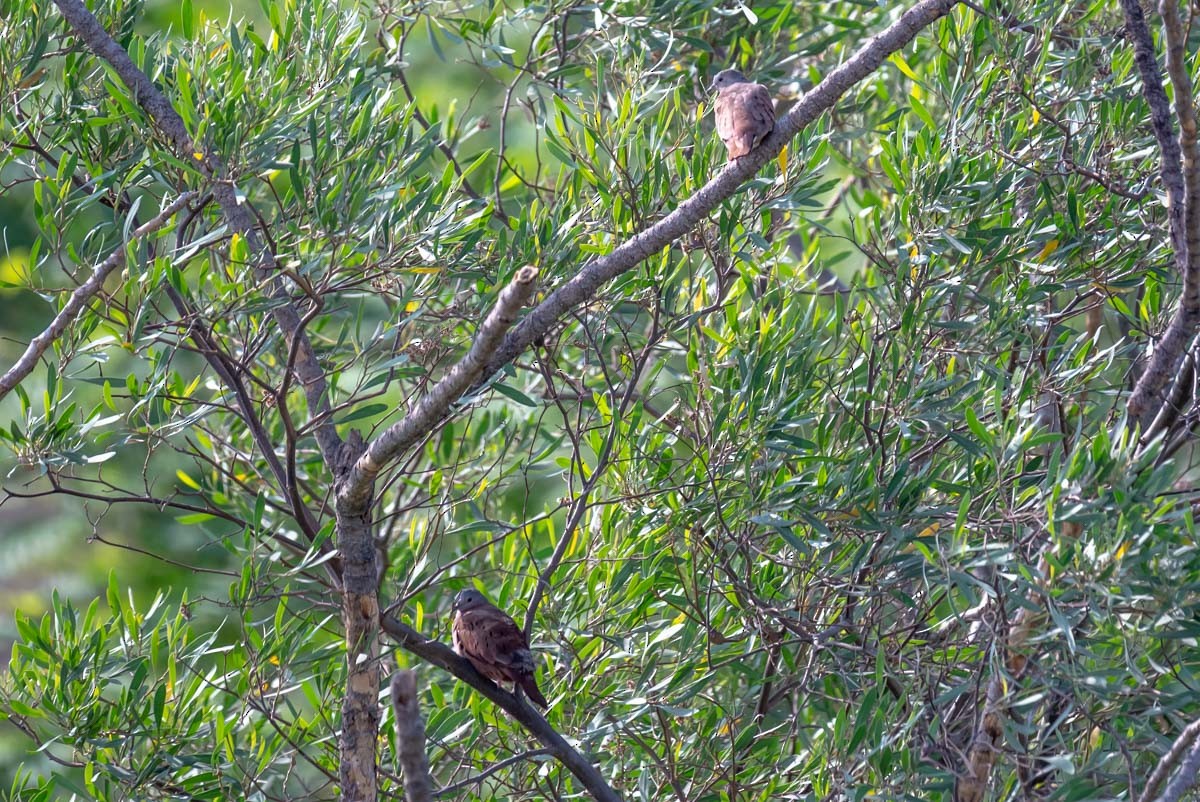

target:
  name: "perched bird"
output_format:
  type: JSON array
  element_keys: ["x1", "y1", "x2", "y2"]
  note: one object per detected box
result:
[
  {"x1": 712, "y1": 69, "x2": 776, "y2": 160},
  {"x1": 451, "y1": 589, "x2": 548, "y2": 708}
]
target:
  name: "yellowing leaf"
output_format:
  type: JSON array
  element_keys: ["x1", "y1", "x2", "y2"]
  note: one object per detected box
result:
[
  {"x1": 1031, "y1": 107, "x2": 1041, "y2": 126},
  {"x1": 696, "y1": 101, "x2": 705, "y2": 121},
  {"x1": 916, "y1": 522, "x2": 941, "y2": 538},
  {"x1": 407, "y1": 266, "x2": 442, "y2": 274},
  {"x1": 404, "y1": 300, "x2": 420, "y2": 312},
  {"x1": 1114, "y1": 540, "x2": 1130, "y2": 561},
  {"x1": 229, "y1": 232, "x2": 249, "y2": 264},
  {"x1": 892, "y1": 54, "x2": 919, "y2": 82},
  {"x1": 778, "y1": 144, "x2": 788, "y2": 172},
  {"x1": 176, "y1": 470, "x2": 201, "y2": 490}
]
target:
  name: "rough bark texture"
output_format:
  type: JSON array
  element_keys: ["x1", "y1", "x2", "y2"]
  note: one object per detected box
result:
[
  {"x1": 335, "y1": 430, "x2": 380, "y2": 801},
  {"x1": 1141, "y1": 718, "x2": 1200, "y2": 802},
  {"x1": 1121, "y1": 0, "x2": 1200, "y2": 429},
  {"x1": 341, "y1": 266, "x2": 539, "y2": 510}
]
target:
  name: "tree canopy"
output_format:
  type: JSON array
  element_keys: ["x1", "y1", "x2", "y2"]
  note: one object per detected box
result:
[{"x1": 3, "y1": 0, "x2": 1200, "y2": 800}]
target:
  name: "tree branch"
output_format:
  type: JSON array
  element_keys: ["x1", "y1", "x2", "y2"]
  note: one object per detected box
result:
[
  {"x1": 522, "y1": 307, "x2": 662, "y2": 637},
  {"x1": 341, "y1": 0, "x2": 961, "y2": 502},
  {"x1": 1122, "y1": 0, "x2": 1200, "y2": 428},
  {"x1": 380, "y1": 615, "x2": 623, "y2": 802},
  {"x1": 434, "y1": 748, "x2": 553, "y2": 798},
  {"x1": 478, "y1": 0, "x2": 960, "y2": 379},
  {"x1": 1156, "y1": 739, "x2": 1200, "y2": 802},
  {"x1": 1139, "y1": 718, "x2": 1200, "y2": 802},
  {"x1": 51, "y1": 0, "x2": 343, "y2": 463},
  {"x1": 389, "y1": 671, "x2": 434, "y2": 802},
  {"x1": 0, "y1": 191, "x2": 195, "y2": 402},
  {"x1": 339, "y1": 266, "x2": 539, "y2": 510}
]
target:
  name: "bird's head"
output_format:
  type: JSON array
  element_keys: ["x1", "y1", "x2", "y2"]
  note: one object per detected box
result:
[
  {"x1": 452, "y1": 588, "x2": 488, "y2": 613},
  {"x1": 712, "y1": 69, "x2": 749, "y2": 92}
]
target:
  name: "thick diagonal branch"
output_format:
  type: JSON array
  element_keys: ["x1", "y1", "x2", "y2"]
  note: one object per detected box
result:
[
  {"x1": 338, "y1": 266, "x2": 539, "y2": 510},
  {"x1": 479, "y1": 0, "x2": 961, "y2": 379},
  {"x1": 0, "y1": 191, "x2": 196, "y2": 402},
  {"x1": 340, "y1": 0, "x2": 961, "y2": 505},
  {"x1": 51, "y1": 0, "x2": 342, "y2": 463}
]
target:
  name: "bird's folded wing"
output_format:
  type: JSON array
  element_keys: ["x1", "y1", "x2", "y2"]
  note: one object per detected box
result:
[
  {"x1": 457, "y1": 608, "x2": 535, "y2": 673},
  {"x1": 735, "y1": 85, "x2": 775, "y2": 140}
]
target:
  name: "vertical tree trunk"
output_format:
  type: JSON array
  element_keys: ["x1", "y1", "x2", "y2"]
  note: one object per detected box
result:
[{"x1": 336, "y1": 431, "x2": 380, "y2": 801}]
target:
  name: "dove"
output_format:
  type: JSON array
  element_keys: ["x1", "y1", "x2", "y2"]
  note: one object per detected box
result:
[
  {"x1": 712, "y1": 69, "x2": 776, "y2": 160},
  {"x1": 451, "y1": 589, "x2": 548, "y2": 708}
]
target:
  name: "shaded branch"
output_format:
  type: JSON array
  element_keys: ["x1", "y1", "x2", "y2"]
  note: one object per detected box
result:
[
  {"x1": 1122, "y1": 0, "x2": 1200, "y2": 428},
  {"x1": 380, "y1": 615, "x2": 623, "y2": 802},
  {"x1": 0, "y1": 191, "x2": 196, "y2": 402},
  {"x1": 390, "y1": 671, "x2": 433, "y2": 802}
]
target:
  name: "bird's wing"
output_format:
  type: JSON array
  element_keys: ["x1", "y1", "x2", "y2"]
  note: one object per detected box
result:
[
  {"x1": 746, "y1": 84, "x2": 775, "y2": 141},
  {"x1": 456, "y1": 605, "x2": 535, "y2": 676}
]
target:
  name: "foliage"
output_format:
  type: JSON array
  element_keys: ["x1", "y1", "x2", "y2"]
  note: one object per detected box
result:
[{"x1": 1, "y1": 0, "x2": 1199, "y2": 799}]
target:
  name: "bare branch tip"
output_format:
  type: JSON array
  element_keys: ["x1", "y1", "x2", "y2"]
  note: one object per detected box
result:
[{"x1": 390, "y1": 670, "x2": 418, "y2": 704}]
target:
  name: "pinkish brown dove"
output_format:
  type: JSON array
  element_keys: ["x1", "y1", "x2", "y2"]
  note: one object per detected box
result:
[
  {"x1": 451, "y1": 589, "x2": 548, "y2": 708},
  {"x1": 712, "y1": 69, "x2": 776, "y2": 160}
]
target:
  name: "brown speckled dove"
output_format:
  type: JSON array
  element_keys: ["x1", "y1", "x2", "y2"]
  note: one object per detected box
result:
[
  {"x1": 712, "y1": 69, "x2": 775, "y2": 160},
  {"x1": 451, "y1": 589, "x2": 548, "y2": 708}
]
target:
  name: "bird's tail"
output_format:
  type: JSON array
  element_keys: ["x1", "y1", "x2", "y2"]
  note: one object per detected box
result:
[{"x1": 520, "y1": 675, "x2": 548, "y2": 708}]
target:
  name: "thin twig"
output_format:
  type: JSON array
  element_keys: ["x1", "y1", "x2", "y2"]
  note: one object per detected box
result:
[
  {"x1": 434, "y1": 748, "x2": 552, "y2": 798},
  {"x1": 522, "y1": 305, "x2": 663, "y2": 636}
]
